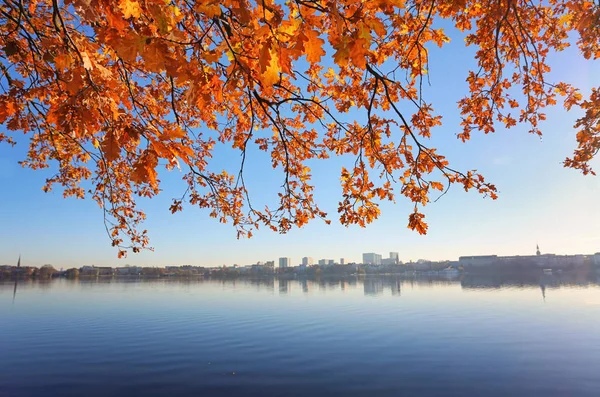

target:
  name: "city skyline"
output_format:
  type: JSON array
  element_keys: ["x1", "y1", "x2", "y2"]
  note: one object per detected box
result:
[{"x1": 4, "y1": 245, "x2": 599, "y2": 269}]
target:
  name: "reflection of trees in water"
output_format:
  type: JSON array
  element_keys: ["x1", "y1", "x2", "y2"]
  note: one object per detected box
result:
[{"x1": 249, "y1": 278, "x2": 275, "y2": 291}]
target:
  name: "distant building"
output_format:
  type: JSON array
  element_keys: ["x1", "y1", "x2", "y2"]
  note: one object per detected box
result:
[
  {"x1": 362, "y1": 253, "x2": 382, "y2": 265},
  {"x1": 117, "y1": 267, "x2": 131, "y2": 275},
  {"x1": 318, "y1": 259, "x2": 327, "y2": 266},
  {"x1": 381, "y1": 257, "x2": 397, "y2": 265},
  {"x1": 593, "y1": 253, "x2": 600, "y2": 266},
  {"x1": 459, "y1": 247, "x2": 590, "y2": 270},
  {"x1": 128, "y1": 266, "x2": 142, "y2": 275},
  {"x1": 96, "y1": 266, "x2": 114, "y2": 276},
  {"x1": 458, "y1": 255, "x2": 498, "y2": 267},
  {"x1": 278, "y1": 257, "x2": 292, "y2": 269},
  {"x1": 413, "y1": 261, "x2": 432, "y2": 271},
  {"x1": 302, "y1": 257, "x2": 314, "y2": 266},
  {"x1": 340, "y1": 258, "x2": 350, "y2": 265},
  {"x1": 80, "y1": 265, "x2": 99, "y2": 277},
  {"x1": 389, "y1": 252, "x2": 399, "y2": 264}
]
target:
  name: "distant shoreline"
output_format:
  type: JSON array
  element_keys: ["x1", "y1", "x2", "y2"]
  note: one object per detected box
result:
[{"x1": 2, "y1": 266, "x2": 598, "y2": 283}]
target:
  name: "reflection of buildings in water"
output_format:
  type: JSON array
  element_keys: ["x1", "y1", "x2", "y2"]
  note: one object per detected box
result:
[
  {"x1": 364, "y1": 278, "x2": 384, "y2": 296},
  {"x1": 301, "y1": 279, "x2": 310, "y2": 293},
  {"x1": 340, "y1": 280, "x2": 346, "y2": 292},
  {"x1": 12, "y1": 279, "x2": 18, "y2": 303},
  {"x1": 318, "y1": 278, "x2": 327, "y2": 291},
  {"x1": 461, "y1": 272, "x2": 600, "y2": 291},
  {"x1": 461, "y1": 276, "x2": 503, "y2": 289},
  {"x1": 279, "y1": 279, "x2": 289, "y2": 295},
  {"x1": 390, "y1": 279, "x2": 401, "y2": 296},
  {"x1": 540, "y1": 283, "x2": 546, "y2": 301}
]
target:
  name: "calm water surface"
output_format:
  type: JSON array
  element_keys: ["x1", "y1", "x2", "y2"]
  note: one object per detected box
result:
[{"x1": 1, "y1": 275, "x2": 600, "y2": 396}]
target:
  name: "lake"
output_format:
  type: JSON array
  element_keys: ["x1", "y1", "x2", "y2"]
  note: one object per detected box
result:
[{"x1": 1, "y1": 275, "x2": 600, "y2": 396}]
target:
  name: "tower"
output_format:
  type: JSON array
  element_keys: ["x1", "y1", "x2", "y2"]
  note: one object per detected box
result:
[{"x1": 536, "y1": 244, "x2": 541, "y2": 256}]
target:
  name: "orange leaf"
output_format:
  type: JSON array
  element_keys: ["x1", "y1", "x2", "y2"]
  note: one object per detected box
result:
[
  {"x1": 333, "y1": 37, "x2": 350, "y2": 67},
  {"x1": 101, "y1": 131, "x2": 120, "y2": 162},
  {"x1": 0, "y1": 97, "x2": 16, "y2": 123},
  {"x1": 112, "y1": 32, "x2": 146, "y2": 63},
  {"x1": 305, "y1": 30, "x2": 326, "y2": 63},
  {"x1": 408, "y1": 212, "x2": 428, "y2": 235},
  {"x1": 349, "y1": 38, "x2": 369, "y2": 69},
  {"x1": 259, "y1": 40, "x2": 280, "y2": 86},
  {"x1": 430, "y1": 181, "x2": 444, "y2": 191},
  {"x1": 131, "y1": 150, "x2": 158, "y2": 185}
]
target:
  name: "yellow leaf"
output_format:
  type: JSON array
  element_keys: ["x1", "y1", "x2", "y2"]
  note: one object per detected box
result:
[
  {"x1": 119, "y1": 0, "x2": 142, "y2": 19},
  {"x1": 81, "y1": 51, "x2": 93, "y2": 70},
  {"x1": 195, "y1": 4, "x2": 221, "y2": 18}
]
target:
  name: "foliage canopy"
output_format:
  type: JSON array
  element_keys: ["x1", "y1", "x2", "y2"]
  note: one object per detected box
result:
[{"x1": 1, "y1": 0, "x2": 598, "y2": 256}]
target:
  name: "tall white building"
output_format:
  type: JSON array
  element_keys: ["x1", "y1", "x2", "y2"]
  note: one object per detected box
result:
[
  {"x1": 279, "y1": 257, "x2": 292, "y2": 268},
  {"x1": 340, "y1": 258, "x2": 350, "y2": 265},
  {"x1": 302, "y1": 257, "x2": 314, "y2": 266},
  {"x1": 389, "y1": 252, "x2": 399, "y2": 264},
  {"x1": 362, "y1": 253, "x2": 382, "y2": 265}
]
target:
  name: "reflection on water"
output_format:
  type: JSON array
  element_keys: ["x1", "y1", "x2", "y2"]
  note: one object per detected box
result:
[
  {"x1": 5, "y1": 272, "x2": 600, "y2": 301},
  {"x1": 1, "y1": 275, "x2": 600, "y2": 397}
]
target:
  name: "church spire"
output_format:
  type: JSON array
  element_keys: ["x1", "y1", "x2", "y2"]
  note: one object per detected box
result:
[{"x1": 536, "y1": 244, "x2": 541, "y2": 256}]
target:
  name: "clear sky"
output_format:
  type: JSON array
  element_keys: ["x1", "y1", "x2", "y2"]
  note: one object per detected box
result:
[{"x1": 1, "y1": 28, "x2": 599, "y2": 268}]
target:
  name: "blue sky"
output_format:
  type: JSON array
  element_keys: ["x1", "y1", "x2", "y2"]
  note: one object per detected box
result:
[{"x1": 1, "y1": 28, "x2": 599, "y2": 268}]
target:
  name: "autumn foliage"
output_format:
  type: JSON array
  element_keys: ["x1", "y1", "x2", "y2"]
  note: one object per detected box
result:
[{"x1": 0, "y1": 0, "x2": 598, "y2": 256}]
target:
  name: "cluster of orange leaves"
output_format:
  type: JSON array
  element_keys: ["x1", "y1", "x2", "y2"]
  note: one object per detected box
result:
[{"x1": 0, "y1": 0, "x2": 598, "y2": 256}]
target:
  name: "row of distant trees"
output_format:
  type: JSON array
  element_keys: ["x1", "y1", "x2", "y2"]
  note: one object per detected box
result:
[
  {"x1": 0, "y1": 265, "x2": 59, "y2": 280},
  {"x1": 0, "y1": 265, "x2": 188, "y2": 280}
]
